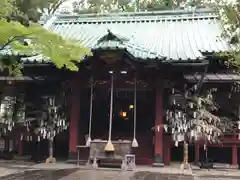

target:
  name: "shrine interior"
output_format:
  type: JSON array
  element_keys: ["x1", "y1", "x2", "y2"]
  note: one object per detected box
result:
[{"x1": 79, "y1": 85, "x2": 156, "y2": 162}]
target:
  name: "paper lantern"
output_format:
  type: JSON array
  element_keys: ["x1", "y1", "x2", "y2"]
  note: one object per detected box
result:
[
  {"x1": 129, "y1": 105, "x2": 134, "y2": 109},
  {"x1": 120, "y1": 111, "x2": 127, "y2": 118}
]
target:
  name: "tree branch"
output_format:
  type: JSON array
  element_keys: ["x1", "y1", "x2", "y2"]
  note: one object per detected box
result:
[{"x1": 0, "y1": 33, "x2": 34, "y2": 51}]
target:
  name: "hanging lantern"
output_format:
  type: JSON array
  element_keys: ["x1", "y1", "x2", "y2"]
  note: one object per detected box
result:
[
  {"x1": 120, "y1": 111, "x2": 127, "y2": 118},
  {"x1": 129, "y1": 105, "x2": 134, "y2": 109}
]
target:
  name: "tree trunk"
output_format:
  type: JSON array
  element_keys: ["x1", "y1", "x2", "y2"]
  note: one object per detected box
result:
[
  {"x1": 183, "y1": 141, "x2": 188, "y2": 164},
  {"x1": 49, "y1": 139, "x2": 53, "y2": 158}
]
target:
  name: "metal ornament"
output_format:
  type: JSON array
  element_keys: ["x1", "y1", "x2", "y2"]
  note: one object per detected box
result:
[
  {"x1": 104, "y1": 73, "x2": 115, "y2": 151},
  {"x1": 132, "y1": 75, "x2": 138, "y2": 148},
  {"x1": 86, "y1": 76, "x2": 94, "y2": 147}
]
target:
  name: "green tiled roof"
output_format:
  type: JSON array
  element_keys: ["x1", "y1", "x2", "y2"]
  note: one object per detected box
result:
[
  {"x1": 0, "y1": 47, "x2": 49, "y2": 64},
  {"x1": 44, "y1": 9, "x2": 230, "y2": 62}
]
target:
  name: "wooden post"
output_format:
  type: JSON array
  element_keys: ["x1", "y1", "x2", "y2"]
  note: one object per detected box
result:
[
  {"x1": 194, "y1": 143, "x2": 199, "y2": 164},
  {"x1": 183, "y1": 141, "x2": 188, "y2": 164},
  {"x1": 18, "y1": 139, "x2": 23, "y2": 155},
  {"x1": 232, "y1": 144, "x2": 238, "y2": 167},
  {"x1": 68, "y1": 79, "x2": 81, "y2": 161},
  {"x1": 153, "y1": 77, "x2": 164, "y2": 167},
  {"x1": 163, "y1": 136, "x2": 171, "y2": 166}
]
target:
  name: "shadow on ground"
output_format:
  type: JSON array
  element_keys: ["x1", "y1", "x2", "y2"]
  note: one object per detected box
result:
[{"x1": 0, "y1": 168, "x2": 78, "y2": 180}]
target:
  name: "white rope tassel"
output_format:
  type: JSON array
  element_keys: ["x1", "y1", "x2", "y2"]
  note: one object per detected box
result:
[
  {"x1": 86, "y1": 76, "x2": 94, "y2": 147},
  {"x1": 104, "y1": 73, "x2": 115, "y2": 151},
  {"x1": 132, "y1": 75, "x2": 138, "y2": 147}
]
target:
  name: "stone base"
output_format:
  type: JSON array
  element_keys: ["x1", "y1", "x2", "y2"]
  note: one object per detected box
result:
[
  {"x1": 180, "y1": 163, "x2": 191, "y2": 170},
  {"x1": 152, "y1": 153, "x2": 164, "y2": 167},
  {"x1": 67, "y1": 151, "x2": 88, "y2": 165},
  {"x1": 46, "y1": 157, "x2": 56, "y2": 164},
  {"x1": 152, "y1": 162, "x2": 164, "y2": 167},
  {"x1": 68, "y1": 151, "x2": 77, "y2": 161}
]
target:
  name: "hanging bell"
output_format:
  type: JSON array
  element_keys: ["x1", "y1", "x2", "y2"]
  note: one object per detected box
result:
[
  {"x1": 132, "y1": 138, "x2": 139, "y2": 147},
  {"x1": 86, "y1": 136, "x2": 91, "y2": 147},
  {"x1": 104, "y1": 141, "x2": 115, "y2": 151}
]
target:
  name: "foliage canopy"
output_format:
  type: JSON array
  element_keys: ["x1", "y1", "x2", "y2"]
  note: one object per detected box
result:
[{"x1": 0, "y1": 0, "x2": 91, "y2": 74}]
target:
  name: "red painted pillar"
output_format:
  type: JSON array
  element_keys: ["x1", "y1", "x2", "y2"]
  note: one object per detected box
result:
[
  {"x1": 18, "y1": 139, "x2": 23, "y2": 155},
  {"x1": 232, "y1": 145, "x2": 238, "y2": 166},
  {"x1": 153, "y1": 77, "x2": 164, "y2": 167},
  {"x1": 195, "y1": 143, "x2": 199, "y2": 164},
  {"x1": 68, "y1": 79, "x2": 81, "y2": 161}
]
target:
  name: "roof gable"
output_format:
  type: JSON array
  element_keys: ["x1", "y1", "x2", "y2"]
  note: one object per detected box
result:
[{"x1": 92, "y1": 29, "x2": 165, "y2": 60}]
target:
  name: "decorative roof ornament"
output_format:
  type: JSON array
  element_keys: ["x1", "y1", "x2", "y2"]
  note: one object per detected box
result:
[{"x1": 97, "y1": 29, "x2": 129, "y2": 44}]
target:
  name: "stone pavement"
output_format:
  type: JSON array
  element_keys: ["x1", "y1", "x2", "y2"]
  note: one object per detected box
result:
[
  {"x1": 192, "y1": 169, "x2": 240, "y2": 180},
  {"x1": 0, "y1": 162, "x2": 239, "y2": 180}
]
